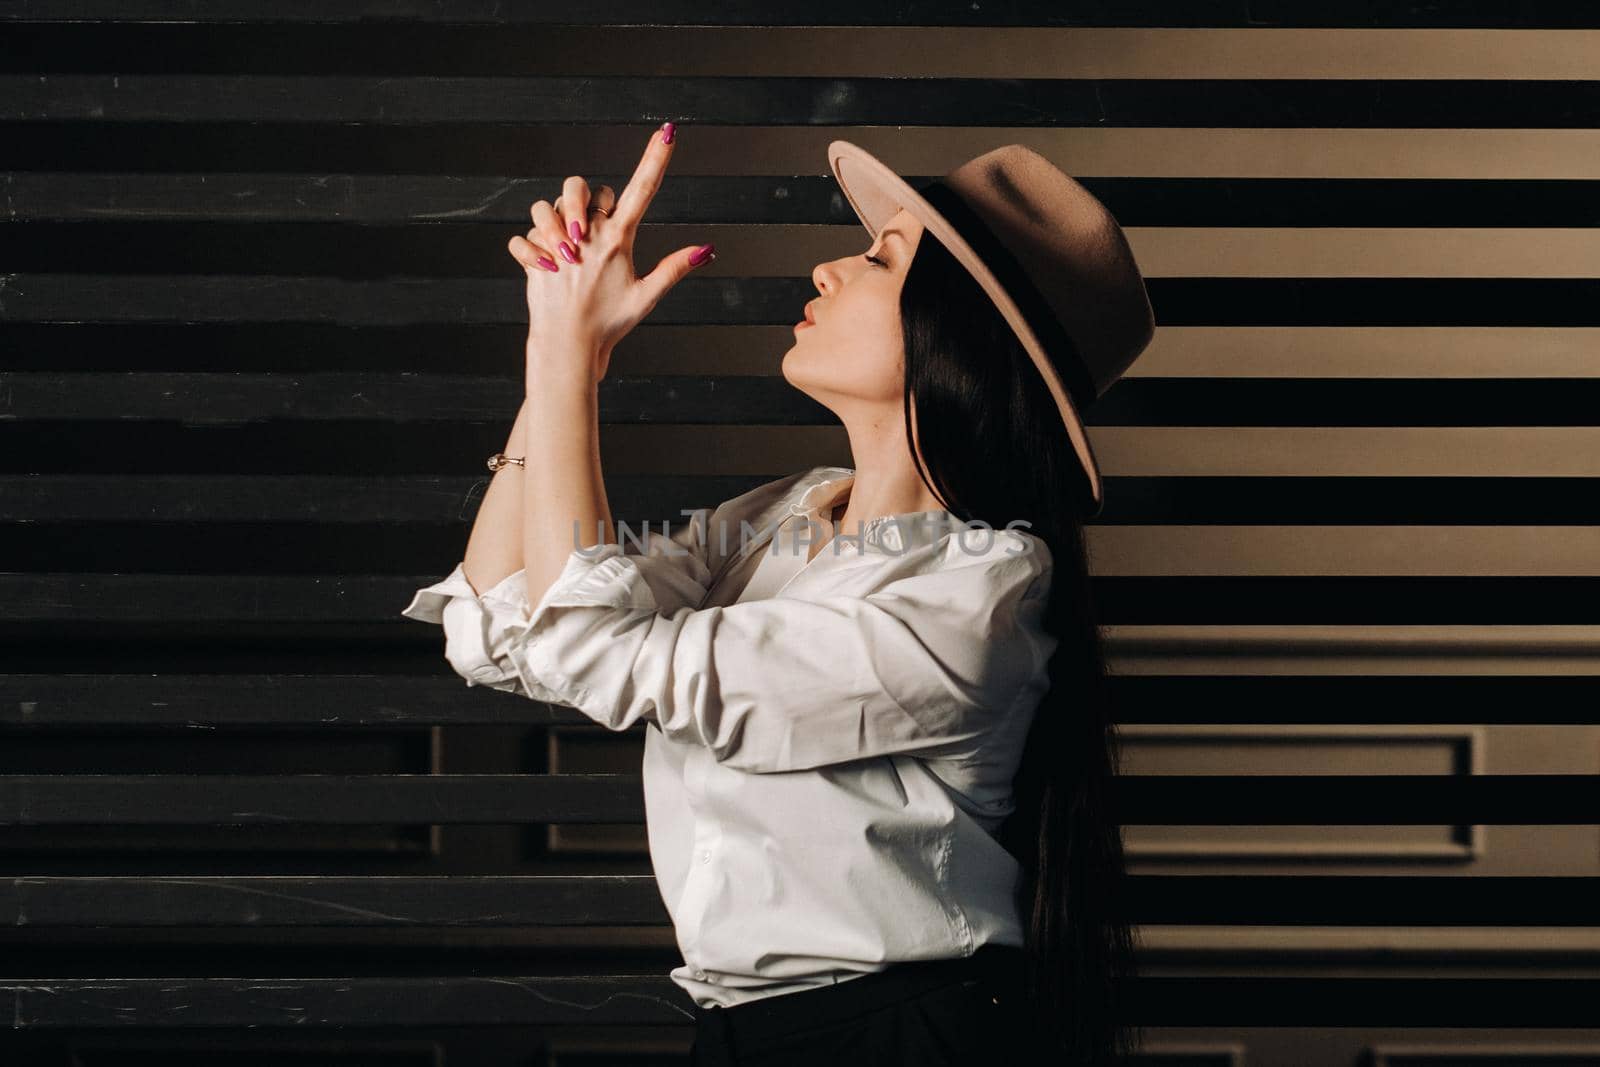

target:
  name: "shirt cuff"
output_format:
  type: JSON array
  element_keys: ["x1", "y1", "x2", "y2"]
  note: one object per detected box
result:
[
  {"x1": 399, "y1": 561, "x2": 483, "y2": 625},
  {"x1": 400, "y1": 544, "x2": 661, "y2": 702},
  {"x1": 502, "y1": 543, "x2": 661, "y2": 704}
]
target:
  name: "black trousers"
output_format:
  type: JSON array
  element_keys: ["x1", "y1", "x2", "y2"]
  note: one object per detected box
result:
[{"x1": 687, "y1": 943, "x2": 1033, "y2": 1066}]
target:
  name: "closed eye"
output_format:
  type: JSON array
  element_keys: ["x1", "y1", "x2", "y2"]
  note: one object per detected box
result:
[{"x1": 863, "y1": 253, "x2": 887, "y2": 268}]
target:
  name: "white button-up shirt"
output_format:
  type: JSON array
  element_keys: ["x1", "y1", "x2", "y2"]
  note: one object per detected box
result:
[{"x1": 400, "y1": 464, "x2": 1057, "y2": 1008}]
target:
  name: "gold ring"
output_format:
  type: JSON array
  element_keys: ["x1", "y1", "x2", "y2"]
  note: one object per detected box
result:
[{"x1": 592, "y1": 205, "x2": 612, "y2": 217}]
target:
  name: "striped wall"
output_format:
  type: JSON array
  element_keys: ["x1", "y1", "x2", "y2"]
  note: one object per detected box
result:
[{"x1": 2, "y1": 4, "x2": 1598, "y2": 1064}]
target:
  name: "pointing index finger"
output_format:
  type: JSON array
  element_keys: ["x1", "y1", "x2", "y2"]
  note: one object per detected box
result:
[{"x1": 612, "y1": 122, "x2": 676, "y2": 229}]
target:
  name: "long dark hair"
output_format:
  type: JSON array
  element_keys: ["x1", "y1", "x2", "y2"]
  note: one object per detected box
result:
[{"x1": 895, "y1": 226, "x2": 1140, "y2": 1064}]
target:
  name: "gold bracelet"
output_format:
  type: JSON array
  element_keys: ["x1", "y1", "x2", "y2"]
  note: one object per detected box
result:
[{"x1": 487, "y1": 453, "x2": 526, "y2": 473}]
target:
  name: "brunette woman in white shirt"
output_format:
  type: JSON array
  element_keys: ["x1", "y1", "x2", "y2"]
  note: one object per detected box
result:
[{"x1": 405, "y1": 124, "x2": 1154, "y2": 1066}]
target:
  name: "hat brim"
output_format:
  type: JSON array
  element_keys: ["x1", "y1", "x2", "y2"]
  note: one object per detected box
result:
[{"x1": 826, "y1": 138, "x2": 1104, "y2": 516}]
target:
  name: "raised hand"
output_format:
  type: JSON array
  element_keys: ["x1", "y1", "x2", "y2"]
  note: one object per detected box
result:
[{"x1": 509, "y1": 121, "x2": 716, "y2": 385}]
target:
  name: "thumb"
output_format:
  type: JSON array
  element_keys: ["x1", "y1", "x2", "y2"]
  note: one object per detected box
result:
[{"x1": 638, "y1": 242, "x2": 716, "y2": 308}]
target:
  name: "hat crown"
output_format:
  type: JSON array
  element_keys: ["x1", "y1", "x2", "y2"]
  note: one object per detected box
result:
[{"x1": 944, "y1": 144, "x2": 1156, "y2": 399}]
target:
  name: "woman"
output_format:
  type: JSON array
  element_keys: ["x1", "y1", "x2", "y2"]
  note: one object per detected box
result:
[{"x1": 401, "y1": 124, "x2": 1155, "y2": 1065}]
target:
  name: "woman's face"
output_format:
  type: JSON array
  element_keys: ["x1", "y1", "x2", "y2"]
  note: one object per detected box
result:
[{"x1": 781, "y1": 209, "x2": 926, "y2": 411}]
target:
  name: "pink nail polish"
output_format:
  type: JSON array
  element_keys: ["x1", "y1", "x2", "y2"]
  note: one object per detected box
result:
[
  {"x1": 689, "y1": 243, "x2": 715, "y2": 267},
  {"x1": 536, "y1": 256, "x2": 559, "y2": 272},
  {"x1": 570, "y1": 220, "x2": 583, "y2": 243},
  {"x1": 661, "y1": 121, "x2": 676, "y2": 145},
  {"x1": 559, "y1": 241, "x2": 578, "y2": 264}
]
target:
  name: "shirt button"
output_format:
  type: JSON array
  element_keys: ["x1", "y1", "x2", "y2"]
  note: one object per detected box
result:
[{"x1": 698, "y1": 849, "x2": 711, "y2": 864}]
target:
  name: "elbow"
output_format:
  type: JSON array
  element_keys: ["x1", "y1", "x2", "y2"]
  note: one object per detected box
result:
[
  {"x1": 438, "y1": 588, "x2": 524, "y2": 687},
  {"x1": 441, "y1": 636, "x2": 521, "y2": 690},
  {"x1": 437, "y1": 596, "x2": 529, "y2": 691}
]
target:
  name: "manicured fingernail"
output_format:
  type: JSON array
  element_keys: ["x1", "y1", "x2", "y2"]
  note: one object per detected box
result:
[
  {"x1": 536, "y1": 256, "x2": 559, "y2": 272},
  {"x1": 559, "y1": 241, "x2": 578, "y2": 264},
  {"x1": 570, "y1": 220, "x2": 583, "y2": 243},
  {"x1": 689, "y1": 243, "x2": 715, "y2": 266},
  {"x1": 661, "y1": 121, "x2": 676, "y2": 145}
]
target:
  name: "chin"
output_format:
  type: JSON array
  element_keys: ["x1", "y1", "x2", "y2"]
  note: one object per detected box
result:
[{"x1": 779, "y1": 352, "x2": 824, "y2": 398}]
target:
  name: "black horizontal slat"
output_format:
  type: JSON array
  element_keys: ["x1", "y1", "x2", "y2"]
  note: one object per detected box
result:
[
  {"x1": 1, "y1": 3, "x2": 1594, "y2": 29},
  {"x1": 1153, "y1": 278, "x2": 1600, "y2": 327},
  {"x1": 9, "y1": 276, "x2": 1600, "y2": 327},
  {"x1": 1092, "y1": 177, "x2": 1600, "y2": 228},
  {"x1": 11, "y1": 173, "x2": 1600, "y2": 227},
  {"x1": 1, "y1": 875, "x2": 668, "y2": 927},
  {"x1": 1094, "y1": 576, "x2": 1600, "y2": 624},
  {"x1": 10, "y1": 873, "x2": 1600, "y2": 929},
  {"x1": 1126, "y1": 875, "x2": 1600, "y2": 927},
  {"x1": 0, "y1": 474, "x2": 766, "y2": 523},
  {"x1": 1096, "y1": 477, "x2": 1600, "y2": 525},
  {"x1": 3, "y1": 973, "x2": 697, "y2": 1027},
  {"x1": 0, "y1": 172, "x2": 842, "y2": 224},
  {"x1": 9, "y1": 475, "x2": 1600, "y2": 528},
  {"x1": 8, "y1": 374, "x2": 1600, "y2": 428},
  {"x1": 0, "y1": 122, "x2": 747, "y2": 174},
  {"x1": 5, "y1": 675, "x2": 1597, "y2": 730},
  {"x1": 0, "y1": 275, "x2": 807, "y2": 326},
  {"x1": 1093, "y1": 379, "x2": 1600, "y2": 427},
  {"x1": 1113, "y1": 676, "x2": 1600, "y2": 726},
  {"x1": 11, "y1": 118, "x2": 1598, "y2": 185},
  {"x1": 0, "y1": 373, "x2": 831, "y2": 425},
  {"x1": 7, "y1": 575, "x2": 1600, "y2": 625},
  {"x1": 1145, "y1": 979, "x2": 1600, "y2": 1030},
  {"x1": 0, "y1": 675, "x2": 609, "y2": 727},
  {"x1": 1114, "y1": 775, "x2": 1600, "y2": 826},
  {"x1": 0, "y1": 774, "x2": 645, "y2": 825},
  {"x1": 6, "y1": 24, "x2": 1600, "y2": 89},
  {"x1": 28, "y1": 220, "x2": 1600, "y2": 287},
  {"x1": 2, "y1": 774, "x2": 1598, "y2": 827},
  {"x1": 6, "y1": 75, "x2": 1600, "y2": 128},
  {"x1": 6, "y1": 975, "x2": 1600, "y2": 1029},
  {"x1": 0, "y1": 322, "x2": 584, "y2": 375},
  {"x1": 0, "y1": 417, "x2": 774, "y2": 474},
  {"x1": 1136, "y1": 977, "x2": 1600, "y2": 1028},
  {"x1": 0, "y1": 574, "x2": 461, "y2": 622}
]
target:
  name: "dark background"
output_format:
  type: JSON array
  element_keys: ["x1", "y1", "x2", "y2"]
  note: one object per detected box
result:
[{"x1": 3, "y1": 3, "x2": 1599, "y2": 1064}]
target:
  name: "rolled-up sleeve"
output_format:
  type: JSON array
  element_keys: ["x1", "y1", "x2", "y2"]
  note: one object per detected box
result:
[
  {"x1": 400, "y1": 511, "x2": 714, "y2": 698},
  {"x1": 407, "y1": 527, "x2": 1055, "y2": 774}
]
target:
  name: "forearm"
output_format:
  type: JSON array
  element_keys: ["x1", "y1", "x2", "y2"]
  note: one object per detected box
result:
[
  {"x1": 521, "y1": 343, "x2": 614, "y2": 610},
  {"x1": 460, "y1": 397, "x2": 532, "y2": 597}
]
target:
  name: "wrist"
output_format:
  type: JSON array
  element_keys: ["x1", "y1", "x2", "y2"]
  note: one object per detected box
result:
[
  {"x1": 526, "y1": 332, "x2": 605, "y2": 374},
  {"x1": 525, "y1": 353, "x2": 600, "y2": 396}
]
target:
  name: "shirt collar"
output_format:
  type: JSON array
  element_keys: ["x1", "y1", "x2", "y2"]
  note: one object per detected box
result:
[{"x1": 788, "y1": 467, "x2": 964, "y2": 555}]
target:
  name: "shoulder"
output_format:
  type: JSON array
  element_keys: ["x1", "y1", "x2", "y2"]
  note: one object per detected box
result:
[
  {"x1": 865, "y1": 523, "x2": 1052, "y2": 617},
  {"x1": 937, "y1": 523, "x2": 1052, "y2": 586},
  {"x1": 872, "y1": 524, "x2": 1056, "y2": 632},
  {"x1": 927, "y1": 526, "x2": 1057, "y2": 687}
]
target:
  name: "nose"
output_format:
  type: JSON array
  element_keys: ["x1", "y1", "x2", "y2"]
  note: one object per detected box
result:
[{"x1": 811, "y1": 260, "x2": 832, "y2": 297}]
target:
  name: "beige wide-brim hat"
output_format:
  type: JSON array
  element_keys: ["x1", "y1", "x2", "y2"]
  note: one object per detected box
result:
[{"x1": 827, "y1": 139, "x2": 1156, "y2": 518}]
